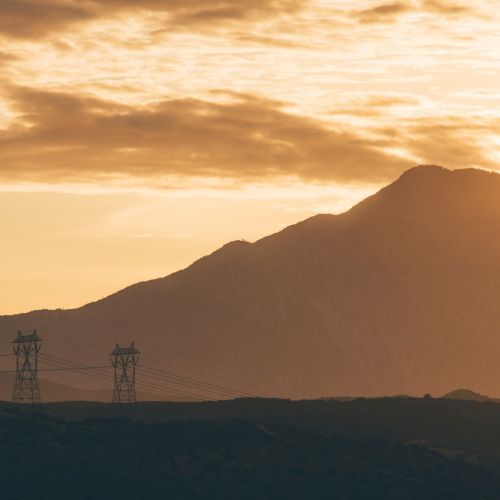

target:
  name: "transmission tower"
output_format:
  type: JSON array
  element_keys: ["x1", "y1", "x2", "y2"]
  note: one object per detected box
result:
[
  {"x1": 110, "y1": 342, "x2": 139, "y2": 403},
  {"x1": 12, "y1": 330, "x2": 42, "y2": 403}
]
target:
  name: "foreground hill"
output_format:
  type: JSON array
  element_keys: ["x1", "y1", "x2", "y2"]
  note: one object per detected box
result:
[
  {"x1": 2, "y1": 165, "x2": 500, "y2": 398},
  {"x1": 3, "y1": 397, "x2": 500, "y2": 499}
]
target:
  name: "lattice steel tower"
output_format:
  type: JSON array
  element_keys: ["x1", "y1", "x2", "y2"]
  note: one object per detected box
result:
[
  {"x1": 110, "y1": 342, "x2": 139, "y2": 403},
  {"x1": 12, "y1": 330, "x2": 42, "y2": 403}
]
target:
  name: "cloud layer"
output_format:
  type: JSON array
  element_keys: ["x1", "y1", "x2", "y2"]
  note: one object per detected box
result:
[
  {"x1": 0, "y1": 0, "x2": 497, "y2": 187},
  {"x1": 0, "y1": 0, "x2": 303, "y2": 39},
  {"x1": 354, "y1": 0, "x2": 471, "y2": 23},
  {"x1": 0, "y1": 88, "x2": 411, "y2": 183}
]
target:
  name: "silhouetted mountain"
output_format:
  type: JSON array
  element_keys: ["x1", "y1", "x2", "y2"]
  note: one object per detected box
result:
[{"x1": 2, "y1": 165, "x2": 500, "y2": 399}]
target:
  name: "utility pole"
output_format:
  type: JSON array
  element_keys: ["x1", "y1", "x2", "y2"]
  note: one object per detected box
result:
[
  {"x1": 110, "y1": 342, "x2": 139, "y2": 403},
  {"x1": 12, "y1": 330, "x2": 42, "y2": 403}
]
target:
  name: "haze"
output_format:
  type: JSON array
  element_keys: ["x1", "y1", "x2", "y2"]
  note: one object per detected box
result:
[{"x1": 1, "y1": 0, "x2": 499, "y2": 313}]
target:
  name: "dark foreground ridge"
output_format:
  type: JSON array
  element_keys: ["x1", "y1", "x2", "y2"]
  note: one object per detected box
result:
[{"x1": 3, "y1": 397, "x2": 500, "y2": 499}]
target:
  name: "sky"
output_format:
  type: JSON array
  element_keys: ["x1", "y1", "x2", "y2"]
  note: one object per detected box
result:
[{"x1": 0, "y1": 0, "x2": 499, "y2": 314}]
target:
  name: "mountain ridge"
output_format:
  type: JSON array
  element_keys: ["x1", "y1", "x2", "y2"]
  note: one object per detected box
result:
[
  {"x1": 1, "y1": 164, "x2": 489, "y2": 316},
  {"x1": 2, "y1": 165, "x2": 500, "y2": 400}
]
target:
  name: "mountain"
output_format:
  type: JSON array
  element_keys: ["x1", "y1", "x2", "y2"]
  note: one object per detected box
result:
[{"x1": 2, "y1": 165, "x2": 500, "y2": 399}]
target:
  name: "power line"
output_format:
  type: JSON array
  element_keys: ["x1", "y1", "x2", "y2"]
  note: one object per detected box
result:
[
  {"x1": 38, "y1": 355, "x2": 191, "y2": 400},
  {"x1": 7, "y1": 348, "x2": 251, "y2": 402},
  {"x1": 137, "y1": 367, "x2": 242, "y2": 399},
  {"x1": 0, "y1": 366, "x2": 111, "y2": 373},
  {"x1": 139, "y1": 364, "x2": 256, "y2": 398},
  {"x1": 44, "y1": 352, "x2": 251, "y2": 398},
  {"x1": 6, "y1": 337, "x2": 211, "y2": 402},
  {"x1": 41, "y1": 353, "x2": 112, "y2": 377},
  {"x1": 41, "y1": 352, "x2": 207, "y2": 401},
  {"x1": 39, "y1": 356, "x2": 177, "y2": 399},
  {"x1": 136, "y1": 377, "x2": 205, "y2": 402},
  {"x1": 40, "y1": 352, "x2": 205, "y2": 401},
  {"x1": 39, "y1": 355, "x2": 115, "y2": 384},
  {"x1": 40, "y1": 365, "x2": 111, "y2": 372}
]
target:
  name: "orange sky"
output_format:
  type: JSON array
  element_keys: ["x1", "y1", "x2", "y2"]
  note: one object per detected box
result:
[{"x1": 1, "y1": 0, "x2": 499, "y2": 313}]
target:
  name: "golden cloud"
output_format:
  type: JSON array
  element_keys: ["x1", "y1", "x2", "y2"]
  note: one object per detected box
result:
[
  {"x1": 354, "y1": 0, "x2": 472, "y2": 23},
  {"x1": 377, "y1": 117, "x2": 499, "y2": 169},
  {"x1": 422, "y1": 0, "x2": 470, "y2": 15},
  {"x1": 331, "y1": 94, "x2": 422, "y2": 117},
  {"x1": 0, "y1": 0, "x2": 304, "y2": 39},
  {"x1": 355, "y1": 2, "x2": 411, "y2": 23},
  {"x1": 0, "y1": 87, "x2": 410, "y2": 184},
  {"x1": 0, "y1": 0, "x2": 92, "y2": 38}
]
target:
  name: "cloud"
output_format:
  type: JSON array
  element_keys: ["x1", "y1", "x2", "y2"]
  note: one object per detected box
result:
[
  {"x1": 379, "y1": 117, "x2": 499, "y2": 169},
  {"x1": 167, "y1": 1, "x2": 302, "y2": 26},
  {"x1": 421, "y1": 0, "x2": 470, "y2": 15},
  {"x1": 0, "y1": 0, "x2": 93, "y2": 39},
  {"x1": 0, "y1": 87, "x2": 410, "y2": 184},
  {"x1": 354, "y1": 0, "x2": 472, "y2": 23},
  {"x1": 363, "y1": 95, "x2": 421, "y2": 107},
  {"x1": 3, "y1": 88, "x2": 495, "y2": 187},
  {"x1": 0, "y1": 51, "x2": 19, "y2": 63},
  {"x1": 355, "y1": 2, "x2": 411, "y2": 23},
  {"x1": 0, "y1": 0, "x2": 304, "y2": 39},
  {"x1": 230, "y1": 33, "x2": 304, "y2": 48},
  {"x1": 331, "y1": 94, "x2": 422, "y2": 117}
]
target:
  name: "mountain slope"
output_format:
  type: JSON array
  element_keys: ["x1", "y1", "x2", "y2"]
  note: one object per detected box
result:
[{"x1": 2, "y1": 165, "x2": 500, "y2": 399}]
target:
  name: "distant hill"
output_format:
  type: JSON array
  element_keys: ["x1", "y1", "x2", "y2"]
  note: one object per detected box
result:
[
  {"x1": 0, "y1": 374, "x2": 164, "y2": 403},
  {"x1": 0, "y1": 374, "x2": 106, "y2": 402},
  {"x1": 3, "y1": 165, "x2": 500, "y2": 399},
  {"x1": 442, "y1": 389, "x2": 499, "y2": 403}
]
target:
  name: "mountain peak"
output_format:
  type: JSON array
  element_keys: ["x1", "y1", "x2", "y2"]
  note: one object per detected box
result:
[
  {"x1": 399, "y1": 164, "x2": 448, "y2": 178},
  {"x1": 396, "y1": 164, "x2": 497, "y2": 186},
  {"x1": 347, "y1": 165, "x2": 500, "y2": 221}
]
